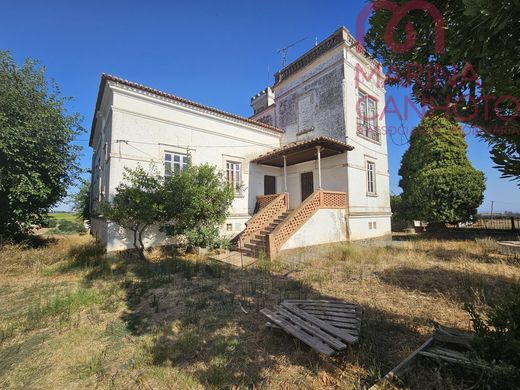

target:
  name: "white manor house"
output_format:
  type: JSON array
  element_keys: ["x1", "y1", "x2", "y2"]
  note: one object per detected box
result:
[{"x1": 89, "y1": 27, "x2": 392, "y2": 258}]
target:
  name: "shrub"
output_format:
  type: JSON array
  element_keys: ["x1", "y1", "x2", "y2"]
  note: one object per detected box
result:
[
  {"x1": 465, "y1": 285, "x2": 520, "y2": 386},
  {"x1": 47, "y1": 219, "x2": 86, "y2": 234},
  {"x1": 185, "y1": 226, "x2": 220, "y2": 249}
]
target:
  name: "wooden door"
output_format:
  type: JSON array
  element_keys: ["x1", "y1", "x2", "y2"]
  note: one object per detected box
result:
[
  {"x1": 301, "y1": 172, "x2": 314, "y2": 201},
  {"x1": 264, "y1": 175, "x2": 276, "y2": 195}
]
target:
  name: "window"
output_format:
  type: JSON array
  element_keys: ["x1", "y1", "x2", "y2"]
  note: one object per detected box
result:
[
  {"x1": 226, "y1": 223, "x2": 233, "y2": 232},
  {"x1": 367, "y1": 161, "x2": 376, "y2": 195},
  {"x1": 226, "y1": 161, "x2": 242, "y2": 194},
  {"x1": 165, "y1": 152, "x2": 188, "y2": 177},
  {"x1": 357, "y1": 91, "x2": 380, "y2": 142}
]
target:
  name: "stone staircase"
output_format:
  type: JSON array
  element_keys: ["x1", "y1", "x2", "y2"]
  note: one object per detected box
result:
[{"x1": 239, "y1": 211, "x2": 291, "y2": 258}]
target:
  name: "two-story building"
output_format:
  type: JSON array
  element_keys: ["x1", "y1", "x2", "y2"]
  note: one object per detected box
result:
[{"x1": 89, "y1": 27, "x2": 391, "y2": 257}]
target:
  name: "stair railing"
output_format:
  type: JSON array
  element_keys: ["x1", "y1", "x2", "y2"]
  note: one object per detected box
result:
[
  {"x1": 238, "y1": 192, "x2": 288, "y2": 246},
  {"x1": 267, "y1": 190, "x2": 347, "y2": 259}
]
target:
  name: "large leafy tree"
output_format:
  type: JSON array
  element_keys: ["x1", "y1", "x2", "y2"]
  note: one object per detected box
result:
[
  {"x1": 399, "y1": 113, "x2": 485, "y2": 225},
  {"x1": 101, "y1": 163, "x2": 234, "y2": 258},
  {"x1": 0, "y1": 52, "x2": 82, "y2": 238},
  {"x1": 364, "y1": 0, "x2": 520, "y2": 184}
]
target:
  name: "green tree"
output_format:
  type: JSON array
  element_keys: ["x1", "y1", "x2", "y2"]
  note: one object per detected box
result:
[
  {"x1": 100, "y1": 167, "x2": 165, "y2": 259},
  {"x1": 72, "y1": 180, "x2": 91, "y2": 222},
  {"x1": 399, "y1": 114, "x2": 485, "y2": 225},
  {"x1": 0, "y1": 51, "x2": 82, "y2": 238},
  {"x1": 390, "y1": 194, "x2": 405, "y2": 222},
  {"x1": 161, "y1": 164, "x2": 235, "y2": 248},
  {"x1": 101, "y1": 164, "x2": 234, "y2": 258},
  {"x1": 364, "y1": 0, "x2": 520, "y2": 185}
]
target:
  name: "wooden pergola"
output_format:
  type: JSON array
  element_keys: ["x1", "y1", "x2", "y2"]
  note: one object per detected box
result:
[{"x1": 251, "y1": 136, "x2": 354, "y2": 191}]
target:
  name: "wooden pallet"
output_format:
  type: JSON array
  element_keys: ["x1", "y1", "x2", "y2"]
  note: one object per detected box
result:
[
  {"x1": 369, "y1": 326, "x2": 475, "y2": 389},
  {"x1": 261, "y1": 300, "x2": 362, "y2": 355}
]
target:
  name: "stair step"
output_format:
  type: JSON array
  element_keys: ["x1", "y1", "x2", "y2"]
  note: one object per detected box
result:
[{"x1": 244, "y1": 243, "x2": 266, "y2": 250}]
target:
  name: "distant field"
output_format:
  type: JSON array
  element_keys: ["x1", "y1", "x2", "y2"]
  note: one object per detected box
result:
[{"x1": 48, "y1": 213, "x2": 80, "y2": 221}]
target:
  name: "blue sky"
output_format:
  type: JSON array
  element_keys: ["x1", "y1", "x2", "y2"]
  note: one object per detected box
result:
[{"x1": 1, "y1": 0, "x2": 518, "y2": 212}]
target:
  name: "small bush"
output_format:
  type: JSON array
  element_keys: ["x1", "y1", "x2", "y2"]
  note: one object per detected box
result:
[
  {"x1": 465, "y1": 285, "x2": 520, "y2": 386},
  {"x1": 56, "y1": 220, "x2": 86, "y2": 233},
  {"x1": 185, "y1": 226, "x2": 219, "y2": 249}
]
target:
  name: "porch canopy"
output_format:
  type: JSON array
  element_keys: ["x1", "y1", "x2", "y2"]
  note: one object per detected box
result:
[
  {"x1": 251, "y1": 136, "x2": 354, "y2": 191},
  {"x1": 251, "y1": 136, "x2": 354, "y2": 167}
]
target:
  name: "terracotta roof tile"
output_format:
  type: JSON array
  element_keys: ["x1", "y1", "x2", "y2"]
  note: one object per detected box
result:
[{"x1": 90, "y1": 74, "x2": 284, "y2": 146}]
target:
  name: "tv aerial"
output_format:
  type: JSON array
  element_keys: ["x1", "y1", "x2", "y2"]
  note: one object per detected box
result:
[{"x1": 277, "y1": 37, "x2": 308, "y2": 68}]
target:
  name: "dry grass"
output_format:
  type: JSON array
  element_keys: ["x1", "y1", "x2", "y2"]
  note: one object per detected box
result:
[{"x1": 0, "y1": 234, "x2": 519, "y2": 389}]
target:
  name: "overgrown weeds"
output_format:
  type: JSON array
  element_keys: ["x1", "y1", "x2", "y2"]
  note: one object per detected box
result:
[{"x1": 1, "y1": 234, "x2": 519, "y2": 389}]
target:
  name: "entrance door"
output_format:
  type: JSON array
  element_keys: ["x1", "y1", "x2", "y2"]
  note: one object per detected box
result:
[
  {"x1": 264, "y1": 175, "x2": 276, "y2": 195},
  {"x1": 301, "y1": 172, "x2": 314, "y2": 202}
]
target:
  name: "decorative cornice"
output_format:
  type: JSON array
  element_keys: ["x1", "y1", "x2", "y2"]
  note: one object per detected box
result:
[{"x1": 274, "y1": 27, "x2": 380, "y2": 85}]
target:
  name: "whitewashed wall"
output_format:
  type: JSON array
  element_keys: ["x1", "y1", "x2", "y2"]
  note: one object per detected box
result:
[
  {"x1": 281, "y1": 209, "x2": 347, "y2": 250},
  {"x1": 343, "y1": 46, "x2": 392, "y2": 239},
  {"x1": 91, "y1": 82, "x2": 282, "y2": 250},
  {"x1": 284, "y1": 153, "x2": 348, "y2": 209}
]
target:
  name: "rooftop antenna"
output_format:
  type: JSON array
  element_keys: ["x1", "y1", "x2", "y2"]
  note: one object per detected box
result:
[{"x1": 277, "y1": 37, "x2": 308, "y2": 68}]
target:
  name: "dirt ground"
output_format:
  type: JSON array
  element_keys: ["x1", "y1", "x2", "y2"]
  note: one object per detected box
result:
[{"x1": 0, "y1": 233, "x2": 518, "y2": 389}]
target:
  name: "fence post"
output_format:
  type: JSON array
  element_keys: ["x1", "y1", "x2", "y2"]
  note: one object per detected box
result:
[{"x1": 512, "y1": 217, "x2": 516, "y2": 232}]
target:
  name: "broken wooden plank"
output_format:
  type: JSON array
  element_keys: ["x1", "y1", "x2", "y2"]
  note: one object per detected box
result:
[
  {"x1": 418, "y1": 350, "x2": 467, "y2": 364},
  {"x1": 276, "y1": 308, "x2": 347, "y2": 350},
  {"x1": 426, "y1": 346, "x2": 469, "y2": 362},
  {"x1": 434, "y1": 326, "x2": 474, "y2": 348},
  {"x1": 266, "y1": 321, "x2": 280, "y2": 329},
  {"x1": 325, "y1": 321, "x2": 359, "y2": 330},
  {"x1": 298, "y1": 305, "x2": 358, "y2": 314},
  {"x1": 302, "y1": 309, "x2": 358, "y2": 320},
  {"x1": 285, "y1": 299, "x2": 358, "y2": 308},
  {"x1": 281, "y1": 302, "x2": 358, "y2": 344},
  {"x1": 436, "y1": 325, "x2": 473, "y2": 338},
  {"x1": 308, "y1": 313, "x2": 360, "y2": 323},
  {"x1": 268, "y1": 317, "x2": 358, "y2": 333},
  {"x1": 296, "y1": 302, "x2": 358, "y2": 310},
  {"x1": 433, "y1": 333, "x2": 473, "y2": 349},
  {"x1": 369, "y1": 337, "x2": 435, "y2": 390},
  {"x1": 296, "y1": 301, "x2": 358, "y2": 308},
  {"x1": 261, "y1": 309, "x2": 335, "y2": 355}
]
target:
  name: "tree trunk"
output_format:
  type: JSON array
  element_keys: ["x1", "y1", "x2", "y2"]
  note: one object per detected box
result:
[
  {"x1": 137, "y1": 225, "x2": 149, "y2": 260},
  {"x1": 132, "y1": 227, "x2": 146, "y2": 260}
]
